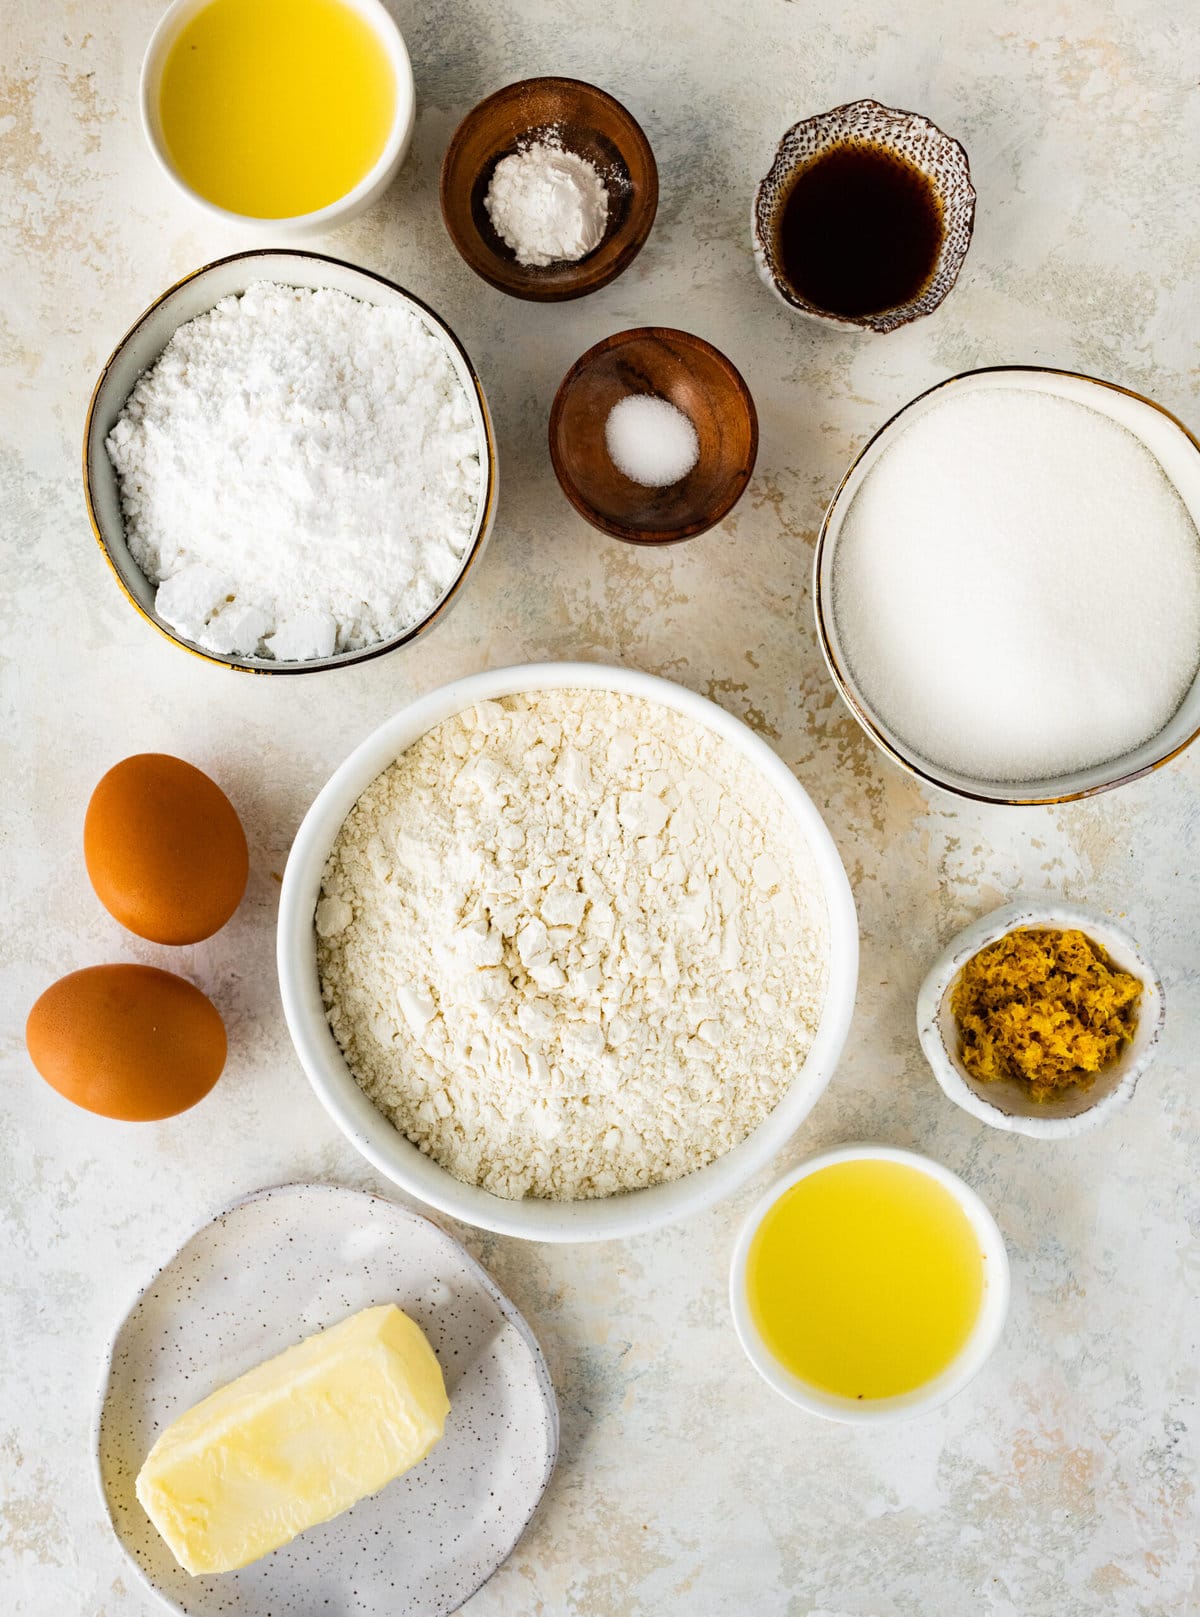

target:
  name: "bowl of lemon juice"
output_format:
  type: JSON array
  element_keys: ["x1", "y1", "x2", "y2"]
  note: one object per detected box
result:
[
  {"x1": 140, "y1": 0, "x2": 415, "y2": 229},
  {"x1": 730, "y1": 1145, "x2": 1009, "y2": 1422}
]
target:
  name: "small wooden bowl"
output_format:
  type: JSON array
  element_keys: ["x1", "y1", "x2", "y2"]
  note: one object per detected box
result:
[
  {"x1": 549, "y1": 328, "x2": 758, "y2": 544},
  {"x1": 439, "y1": 77, "x2": 658, "y2": 302}
]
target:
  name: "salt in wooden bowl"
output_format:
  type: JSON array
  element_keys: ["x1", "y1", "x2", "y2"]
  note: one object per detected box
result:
[{"x1": 549, "y1": 328, "x2": 758, "y2": 544}]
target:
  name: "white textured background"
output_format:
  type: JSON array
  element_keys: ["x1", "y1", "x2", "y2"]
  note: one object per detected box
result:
[{"x1": 2, "y1": 1, "x2": 1198, "y2": 1613}]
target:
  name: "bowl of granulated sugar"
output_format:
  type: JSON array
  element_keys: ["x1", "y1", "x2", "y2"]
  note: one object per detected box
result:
[
  {"x1": 84, "y1": 249, "x2": 496, "y2": 673},
  {"x1": 815, "y1": 366, "x2": 1200, "y2": 804}
]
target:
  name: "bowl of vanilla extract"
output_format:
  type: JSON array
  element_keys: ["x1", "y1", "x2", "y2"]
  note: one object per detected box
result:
[{"x1": 752, "y1": 99, "x2": 976, "y2": 333}]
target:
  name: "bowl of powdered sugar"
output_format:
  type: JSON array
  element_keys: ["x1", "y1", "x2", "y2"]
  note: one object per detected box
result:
[
  {"x1": 277, "y1": 663, "x2": 858, "y2": 1241},
  {"x1": 84, "y1": 250, "x2": 496, "y2": 672},
  {"x1": 816, "y1": 366, "x2": 1200, "y2": 804}
]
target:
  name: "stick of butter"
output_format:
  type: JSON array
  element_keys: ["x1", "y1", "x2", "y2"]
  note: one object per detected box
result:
[{"x1": 136, "y1": 1303, "x2": 450, "y2": 1575}]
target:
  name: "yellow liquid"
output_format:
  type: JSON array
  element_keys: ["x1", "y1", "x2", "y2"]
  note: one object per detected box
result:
[
  {"x1": 159, "y1": 0, "x2": 396, "y2": 218},
  {"x1": 746, "y1": 1159, "x2": 986, "y2": 1401}
]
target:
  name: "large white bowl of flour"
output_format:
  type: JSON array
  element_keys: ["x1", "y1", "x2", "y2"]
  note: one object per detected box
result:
[
  {"x1": 84, "y1": 250, "x2": 496, "y2": 673},
  {"x1": 815, "y1": 366, "x2": 1200, "y2": 804},
  {"x1": 278, "y1": 664, "x2": 858, "y2": 1241}
]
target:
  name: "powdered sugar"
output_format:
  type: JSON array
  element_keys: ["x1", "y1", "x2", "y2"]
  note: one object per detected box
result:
[
  {"x1": 317, "y1": 690, "x2": 829, "y2": 1201},
  {"x1": 484, "y1": 137, "x2": 609, "y2": 267},
  {"x1": 105, "y1": 282, "x2": 485, "y2": 662}
]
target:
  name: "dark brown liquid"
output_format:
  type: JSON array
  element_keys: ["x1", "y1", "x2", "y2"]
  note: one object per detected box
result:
[{"x1": 774, "y1": 143, "x2": 944, "y2": 318}]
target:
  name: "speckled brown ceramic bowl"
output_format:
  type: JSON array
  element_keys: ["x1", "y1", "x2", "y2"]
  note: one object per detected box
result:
[
  {"x1": 753, "y1": 99, "x2": 975, "y2": 333},
  {"x1": 549, "y1": 328, "x2": 758, "y2": 544},
  {"x1": 440, "y1": 77, "x2": 658, "y2": 302}
]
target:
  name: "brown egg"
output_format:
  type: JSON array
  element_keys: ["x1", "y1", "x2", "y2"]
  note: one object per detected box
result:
[
  {"x1": 25, "y1": 964, "x2": 226, "y2": 1121},
  {"x1": 85, "y1": 754, "x2": 249, "y2": 945}
]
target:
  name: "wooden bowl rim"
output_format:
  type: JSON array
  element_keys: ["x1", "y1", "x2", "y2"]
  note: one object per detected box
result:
[
  {"x1": 439, "y1": 76, "x2": 659, "y2": 303},
  {"x1": 548, "y1": 326, "x2": 760, "y2": 544}
]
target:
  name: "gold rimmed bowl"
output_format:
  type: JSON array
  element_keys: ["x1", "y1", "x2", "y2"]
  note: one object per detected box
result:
[
  {"x1": 84, "y1": 250, "x2": 497, "y2": 675},
  {"x1": 813, "y1": 365, "x2": 1200, "y2": 804},
  {"x1": 752, "y1": 99, "x2": 975, "y2": 333}
]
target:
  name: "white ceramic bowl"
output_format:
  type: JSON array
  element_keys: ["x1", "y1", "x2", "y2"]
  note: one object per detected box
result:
[
  {"x1": 814, "y1": 365, "x2": 1200, "y2": 804},
  {"x1": 139, "y1": 0, "x2": 415, "y2": 232},
  {"x1": 917, "y1": 901, "x2": 1164, "y2": 1139},
  {"x1": 84, "y1": 250, "x2": 497, "y2": 675},
  {"x1": 277, "y1": 663, "x2": 859, "y2": 1242},
  {"x1": 729, "y1": 1144, "x2": 1010, "y2": 1423}
]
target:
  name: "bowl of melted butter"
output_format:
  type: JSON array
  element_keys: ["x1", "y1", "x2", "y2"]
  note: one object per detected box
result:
[{"x1": 140, "y1": 0, "x2": 415, "y2": 230}]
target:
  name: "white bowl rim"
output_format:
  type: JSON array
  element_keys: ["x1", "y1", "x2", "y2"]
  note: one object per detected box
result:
[
  {"x1": 728, "y1": 1142, "x2": 1010, "y2": 1423},
  {"x1": 83, "y1": 248, "x2": 498, "y2": 675},
  {"x1": 138, "y1": 0, "x2": 416, "y2": 230},
  {"x1": 812, "y1": 363, "x2": 1200, "y2": 804},
  {"x1": 915, "y1": 900, "x2": 1165, "y2": 1138},
  {"x1": 277, "y1": 661, "x2": 859, "y2": 1242}
]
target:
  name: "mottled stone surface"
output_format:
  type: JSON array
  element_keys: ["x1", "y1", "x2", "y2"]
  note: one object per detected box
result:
[{"x1": 2, "y1": 1, "x2": 1197, "y2": 1613}]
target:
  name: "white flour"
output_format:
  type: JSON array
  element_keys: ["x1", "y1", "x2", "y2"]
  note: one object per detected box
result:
[
  {"x1": 106, "y1": 283, "x2": 484, "y2": 662},
  {"x1": 317, "y1": 691, "x2": 829, "y2": 1201},
  {"x1": 484, "y1": 138, "x2": 609, "y2": 267}
]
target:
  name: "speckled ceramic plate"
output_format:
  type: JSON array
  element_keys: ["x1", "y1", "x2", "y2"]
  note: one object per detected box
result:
[{"x1": 94, "y1": 1183, "x2": 558, "y2": 1617}]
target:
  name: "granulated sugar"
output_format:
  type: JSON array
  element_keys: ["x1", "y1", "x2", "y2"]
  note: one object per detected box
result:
[
  {"x1": 106, "y1": 283, "x2": 484, "y2": 662},
  {"x1": 831, "y1": 386, "x2": 1200, "y2": 782},
  {"x1": 317, "y1": 690, "x2": 829, "y2": 1201}
]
